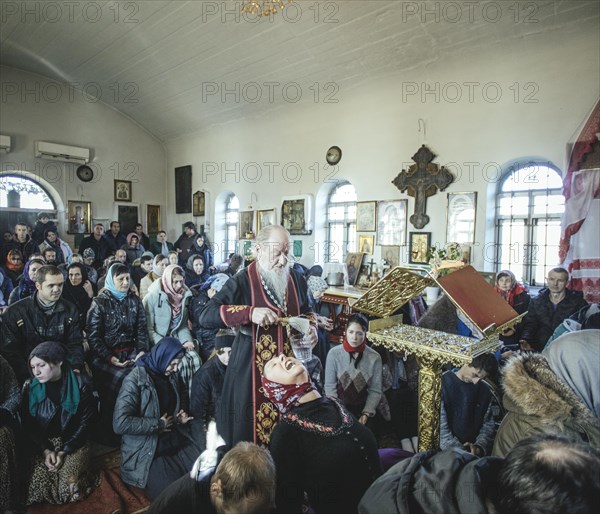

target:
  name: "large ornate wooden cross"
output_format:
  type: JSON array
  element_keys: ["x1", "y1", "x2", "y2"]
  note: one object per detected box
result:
[{"x1": 392, "y1": 145, "x2": 454, "y2": 229}]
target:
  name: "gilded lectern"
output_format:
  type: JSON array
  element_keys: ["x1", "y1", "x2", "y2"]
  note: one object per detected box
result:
[{"x1": 350, "y1": 265, "x2": 525, "y2": 451}]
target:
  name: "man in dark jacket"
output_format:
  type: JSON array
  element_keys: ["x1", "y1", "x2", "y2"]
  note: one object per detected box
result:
[
  {"x1": 103, "y1": 220, "x2": 127, "y2": 256},
  {"x1": 520, "y1": 267, "x2": 587, "y2": 351},
  {"x1": 0, "y1": 265, "x2": 84, "y2": 383},
  {"x1": 359, "y1": 434, "x2": 600, "y2": 514},
  {"x1": 78, "y1": 223, "x2": 109, "y2": 267},
  {"x1": 174, "y1": 222, "x2": 197, "y2": 266},
  {"x1": 1, "y1": 222, "x2": 40, "y2": 263}
]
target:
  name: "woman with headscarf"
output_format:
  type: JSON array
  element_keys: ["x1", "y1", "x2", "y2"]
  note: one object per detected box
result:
[
  {"x1": 494, "y1": 270, "x2": 530, "y2": 349},
  {"x1": 262, "y1": 353, "x2": 381, "y2": 514},
  {"x1": 189, "y1": 233, "x2": 214, "y2": 274},
  {"x1": 86, "y1": 263, "x2": 149, "y2": 443},
  {"x1": 191, "y1": 233, "x2": 213, "y2": 268},
  {"x1": 62, "y1": 262, "x2": 96, "y2": 330},
  {"x1": 113, "y1": 337, "x2": 198, "y2": 499},
  {"x1": 143, "y1": 264, "x2": 201, "y2": 392},
  {"x1": 185, "y1": 254, "x2": 209, "y2": 288},
  {"x1": 188, "y1": 273, "x2": 230, "y2": 361},
  {"x1": 324, "y1": 313, "x2": 383, "y2": 427},
  {"x1": 8, "y1": 258, "x2": 45, "y2": 305},
  {"x1": 22, "y1": 341, "x2": 98, "y2": 505},
  {"x1": 122, "y1": 233, "x2": 145, "y2": 263},
  {"x1": 140, "y1": 253, "x2": 168, "y2": 300},
  {"x1": 2, "y1": 248, "x2": 24, "y2": 287},
  {"x1": 39, "y1": 228, "x2": 66, "y2": 264}
]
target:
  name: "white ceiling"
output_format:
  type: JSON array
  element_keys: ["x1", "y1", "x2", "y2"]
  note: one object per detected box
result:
[{"x1": 1, "y1": 0, "x2": 598, "y2": 141}]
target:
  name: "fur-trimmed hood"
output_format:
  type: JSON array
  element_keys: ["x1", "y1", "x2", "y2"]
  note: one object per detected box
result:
[{"x1": 502, "y1": 353, "x2": 597, "y2": 428}]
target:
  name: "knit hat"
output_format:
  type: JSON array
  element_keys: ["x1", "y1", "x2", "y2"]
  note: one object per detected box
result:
[
  {"x1": 307, "y1": 275, "x2": 328, "y2": 297},
  {"x1": 215, "y1": 328, "x2": 235, "y2": 350},
  {"x1": 184, "y1": 221, "x2": 196, "y2": 230},
  {"x1": 82, "y1": 248, "x2": 95, "y2": 259},
  {"x1": 37, "y1": 212, "x2": 50, "y2": 220},
  {"x1": 204, "y1": 273, "x2": 229, "y2": 293},
  {"x1": 141, "y1": 251, "x2": 154, "y2": 259}
]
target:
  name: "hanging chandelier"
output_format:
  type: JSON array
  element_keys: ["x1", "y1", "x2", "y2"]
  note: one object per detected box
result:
[{"x1": 241, "y1": 0, "x2": 293, "y2": 17}]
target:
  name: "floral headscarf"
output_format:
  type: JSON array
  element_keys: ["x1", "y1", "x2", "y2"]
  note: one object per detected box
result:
[{"x1": 162, "y1": 264, "x2": 185, "y2": 317}]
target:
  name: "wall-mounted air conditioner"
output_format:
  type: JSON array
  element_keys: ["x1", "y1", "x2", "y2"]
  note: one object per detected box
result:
[
  {"x1": 0, "y1": 134, "x2": 11, "y2": 153},
  {"x1": 34, "y1": 141, "x2": 90, "y2": 164}
]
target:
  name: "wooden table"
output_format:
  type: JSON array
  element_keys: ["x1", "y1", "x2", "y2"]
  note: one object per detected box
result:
[{"x1": 321, "y1": 286, "x2": 365, "y2": 344}]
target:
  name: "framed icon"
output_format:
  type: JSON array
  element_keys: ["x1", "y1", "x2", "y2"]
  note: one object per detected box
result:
[
  {"x1": 257, "y1": 209, "x2": 275, "y2": 233},
  {"x1": 147, "y1": 204, "x2": 161, "y2": 234},
  {"x1": 376, "y1": 199, "x2": 407, "y2": 246},
  {"x1": 409, "y1": 232, "x2": 431, "y2": 264},
  {"x1": 358, "y1": 234, "x2": 374, "y2": 254},
  {"x1": 67, "y1": 201, "x2": 92, "y2": 234},
  {"x1": 356, "y1": 201, "x2": 377, "y2": 232},
  {"x1": 193, "y1": 190, "x2": 206, "y2": 217},
  {"x1": 114, "y1": 179, "x2": 132, "y2": 202},
  {"x1": 446, "y1": 192, "x2": 477, "y2": 244}
]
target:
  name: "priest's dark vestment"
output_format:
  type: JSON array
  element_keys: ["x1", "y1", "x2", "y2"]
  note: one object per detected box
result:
[{"x1": 198, "y1": 261, "x2": 312, "y2": 447}]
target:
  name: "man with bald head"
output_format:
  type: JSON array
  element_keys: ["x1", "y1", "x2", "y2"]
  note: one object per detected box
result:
[{"x1": 198, "y1": 225, "x2": 316, "y2": 447}]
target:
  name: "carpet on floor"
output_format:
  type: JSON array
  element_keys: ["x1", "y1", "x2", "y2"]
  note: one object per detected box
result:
[{"x1": 26, "y1": 450, "x2": 151, "y2": 514}]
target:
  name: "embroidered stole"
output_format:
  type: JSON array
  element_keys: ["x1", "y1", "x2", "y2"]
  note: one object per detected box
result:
[{"x1": 248, "y1": 262, "x2": 300, "y2": 445}]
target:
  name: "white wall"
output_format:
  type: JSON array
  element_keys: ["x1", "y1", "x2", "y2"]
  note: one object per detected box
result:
[
  {"x1": 165, "y1": 26, "x2": 599, "y2": 269},
  {"x1": 0, "y1": 66, "x2": 166, "y2": 248}
]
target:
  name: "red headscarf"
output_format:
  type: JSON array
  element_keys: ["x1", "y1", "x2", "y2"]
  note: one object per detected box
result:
[
  {"x1": 261, "y1": 375, "x2": 316, "y2": 413},
  {"x1": 494, "y1": 270, "x2": 527, "y2": 307},
  {"x1": 5, "y1": 249, "x2": 24, "y2": 273}
]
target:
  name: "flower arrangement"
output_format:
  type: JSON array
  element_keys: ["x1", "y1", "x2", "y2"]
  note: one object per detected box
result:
[{"x1": 426, "y1": 242, "x2": 464, "y2": 278}]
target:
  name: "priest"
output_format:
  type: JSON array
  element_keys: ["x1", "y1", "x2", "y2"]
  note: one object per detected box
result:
[{"x1": 198, "y1": 225, "x2": 316, "y2": 447}]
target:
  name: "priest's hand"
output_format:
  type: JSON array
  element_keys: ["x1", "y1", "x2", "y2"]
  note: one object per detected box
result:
[{"x1": 252, "y1": 307, "x2": 279, "y2": 328}]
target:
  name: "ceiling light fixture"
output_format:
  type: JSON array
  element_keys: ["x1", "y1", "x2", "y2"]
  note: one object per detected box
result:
[{"x1": 241, "y1": 0, "x2": 293, "y2": 17}]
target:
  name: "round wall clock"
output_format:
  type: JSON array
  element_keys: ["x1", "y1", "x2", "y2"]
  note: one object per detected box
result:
[
  {"x1": 76, "y1": 164, "x2": 94, "y2": 182},
  {"x1": 326, "y1": 146, "x2": 342, "y2": 165}
]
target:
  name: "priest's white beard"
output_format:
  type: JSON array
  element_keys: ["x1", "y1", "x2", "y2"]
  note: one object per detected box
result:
[{"x1": 258, "y1": 262, "x2": 290, "y2": 306}]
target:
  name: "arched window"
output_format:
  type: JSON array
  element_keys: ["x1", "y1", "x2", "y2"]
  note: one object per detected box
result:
[
  {"x1": 0, "y1": 174, "x2": 57, "y2": 235},
  {"x1": 223, "y1": 193, "x2": 239, "y2": 262},
  {"x1": 495, "y1": 164, "x2": 564, "y2": 286},
  {"x1": 326, "y1": 182, "x2": 357, "y2": 262}
]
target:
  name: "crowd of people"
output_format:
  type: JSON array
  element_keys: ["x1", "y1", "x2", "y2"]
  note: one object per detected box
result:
[{"x1": 1, "y1": 218, "x2": 599, "y2": 513}]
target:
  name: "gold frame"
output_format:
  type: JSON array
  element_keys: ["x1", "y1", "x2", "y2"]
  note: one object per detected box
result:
[
  {"x1": 193, "y1": 191, "x2": 206, "y2": 217},
  {"x1": 257, "y1": 209, "x2": 275, "y2": 233},
  {"x1": 356, "y1": 201, "x2": 377, "y2": 232},
  {"x1": 147, "y1": 204, "x2": 161, "y2": 234},
  {"x1": 114, "y1": 179, "x2": 132, "y2": 202},
  {"x1": 239, "y1": 210, "x2": 254, "y2": 238},
  {"x1": 409, "y1": 232, "x2": 431, "y2": 264},
  {"x1": 358, "y1": 234, "x2": 374, "y2": 254},
  {"x1": 67, "y1": 200, "x2": 92, "y2": 234}
]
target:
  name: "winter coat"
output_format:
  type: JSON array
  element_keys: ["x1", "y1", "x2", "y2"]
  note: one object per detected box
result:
[
  {"x1": 0, "y1": 293, "x2": 85, "y2": 383},
  {"x1": 22, "y1": 372, "x2": 97, "y2": 455},
  {"x1": 520, "y1": 288, "x2": 587, "y2": 350},
  {"x1": 86, "y1": 290, "x2": 149, "y2": 362},
  {"x1": 188, "y1": 287, "x2": 218, "y2": 354},
  {"x1": 1, "y1": 235, "x2": 40, "y2": 263},
  {"x1": 359, "y1": 448, "x2": 502, "y2": 514},
  {"x1": 142, "y1": 279, "x2": 193, "y2": 345},
  {"x1": 113, "y1": 366, "x2": 186, "y2": 488},
  {"x1": 39, "y1": 239, "x2": 66, "y2": 264},
  {"x1": 189, "y1": 357, "x2": 226, "y2": 452},
  {"x1": 492, "y1": 353, "x2": 600, "y2": 457}
]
